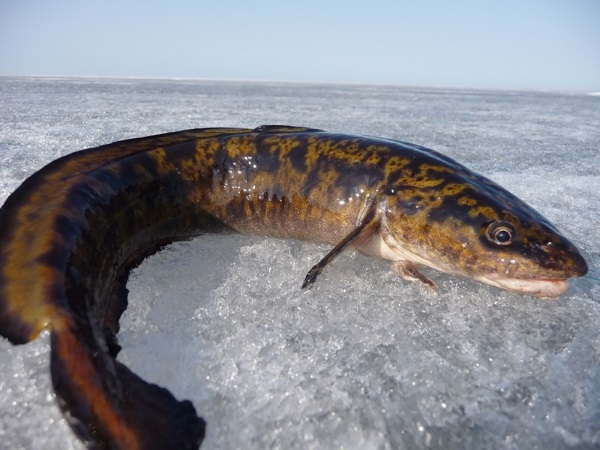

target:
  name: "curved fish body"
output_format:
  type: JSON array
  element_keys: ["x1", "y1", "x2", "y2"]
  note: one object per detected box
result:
[{"x1": 0, "y1": 126, "x2": 587, "y2": 449}]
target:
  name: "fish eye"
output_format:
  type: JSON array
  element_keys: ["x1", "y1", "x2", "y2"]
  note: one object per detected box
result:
[{"x1": 486, "y1": 221, "x2": 514, "y2": 245}]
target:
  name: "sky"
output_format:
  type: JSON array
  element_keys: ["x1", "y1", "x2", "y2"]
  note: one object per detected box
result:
[{"x1": 0, "y1": 0, "x2": 599, "y2": 91}]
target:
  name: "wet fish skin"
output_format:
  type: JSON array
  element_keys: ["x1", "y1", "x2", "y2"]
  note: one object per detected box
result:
[{"x1": 0, "y1": 126, "x2": 587, "y2": 449}]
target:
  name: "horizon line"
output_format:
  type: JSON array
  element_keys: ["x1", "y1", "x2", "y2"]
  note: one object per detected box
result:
[{"x1": 0, "y1": 73, "x2": 597, "y2": 95}]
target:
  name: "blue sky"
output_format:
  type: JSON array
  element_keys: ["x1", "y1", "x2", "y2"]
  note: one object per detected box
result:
[{"x1": 1, "y1": 0, "x2": 599, "y2": 90}]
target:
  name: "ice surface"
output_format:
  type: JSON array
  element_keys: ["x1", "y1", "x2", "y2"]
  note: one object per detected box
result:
[{"x1": 0, "y1": 77, "x2": 599, "y2": 449}]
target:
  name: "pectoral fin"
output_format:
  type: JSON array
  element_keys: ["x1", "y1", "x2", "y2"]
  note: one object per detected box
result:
[{"x1": 302, "y1": 200, "x2": 380, "y2": 288}]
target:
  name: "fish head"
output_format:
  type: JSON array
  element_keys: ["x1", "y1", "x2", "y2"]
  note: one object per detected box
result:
[{"x1": 379, "y1": 169, "x2": 588, "y2": 298}]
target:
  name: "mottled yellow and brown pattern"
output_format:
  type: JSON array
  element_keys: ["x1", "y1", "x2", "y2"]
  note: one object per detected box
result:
[{"x1": 0, "y1": 126, "x2": 587, "y2": 449}]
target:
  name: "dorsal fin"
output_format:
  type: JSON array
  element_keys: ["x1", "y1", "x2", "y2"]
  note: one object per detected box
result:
[{"x1": 253, "y1": 125, "x2": 324, "y2": 134}]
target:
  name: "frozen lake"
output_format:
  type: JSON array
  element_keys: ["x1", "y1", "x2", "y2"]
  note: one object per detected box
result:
[{"x1": 0, "y1": 77, "x2": 599, "y2": 449}]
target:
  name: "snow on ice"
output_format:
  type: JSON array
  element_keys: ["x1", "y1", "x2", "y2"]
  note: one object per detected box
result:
[{"x1": 0, "y1": 77, "x2": 599, "y2": 449}]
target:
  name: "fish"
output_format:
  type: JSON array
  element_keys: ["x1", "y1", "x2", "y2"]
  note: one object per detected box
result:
[{"x1": 0, "y1": 125, "x2": 587, "y2": 449}]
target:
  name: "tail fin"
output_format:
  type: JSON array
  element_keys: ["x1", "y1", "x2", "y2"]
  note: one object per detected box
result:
[{"x1": 50, "y1": 324, "x2": 205, "y2": 450}]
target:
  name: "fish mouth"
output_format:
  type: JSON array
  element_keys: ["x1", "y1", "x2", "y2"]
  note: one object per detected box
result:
[{"x1": 475, "y1": 275, "x2": 570, "y2": 298}]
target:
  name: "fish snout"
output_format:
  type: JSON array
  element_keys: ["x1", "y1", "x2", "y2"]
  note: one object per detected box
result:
[
  {"x1": 531, "y1": 240, "x2": 588, "y2": 278},
  {"x1": 569, "y1": 250, "x2": 589, "y2": 277}
]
